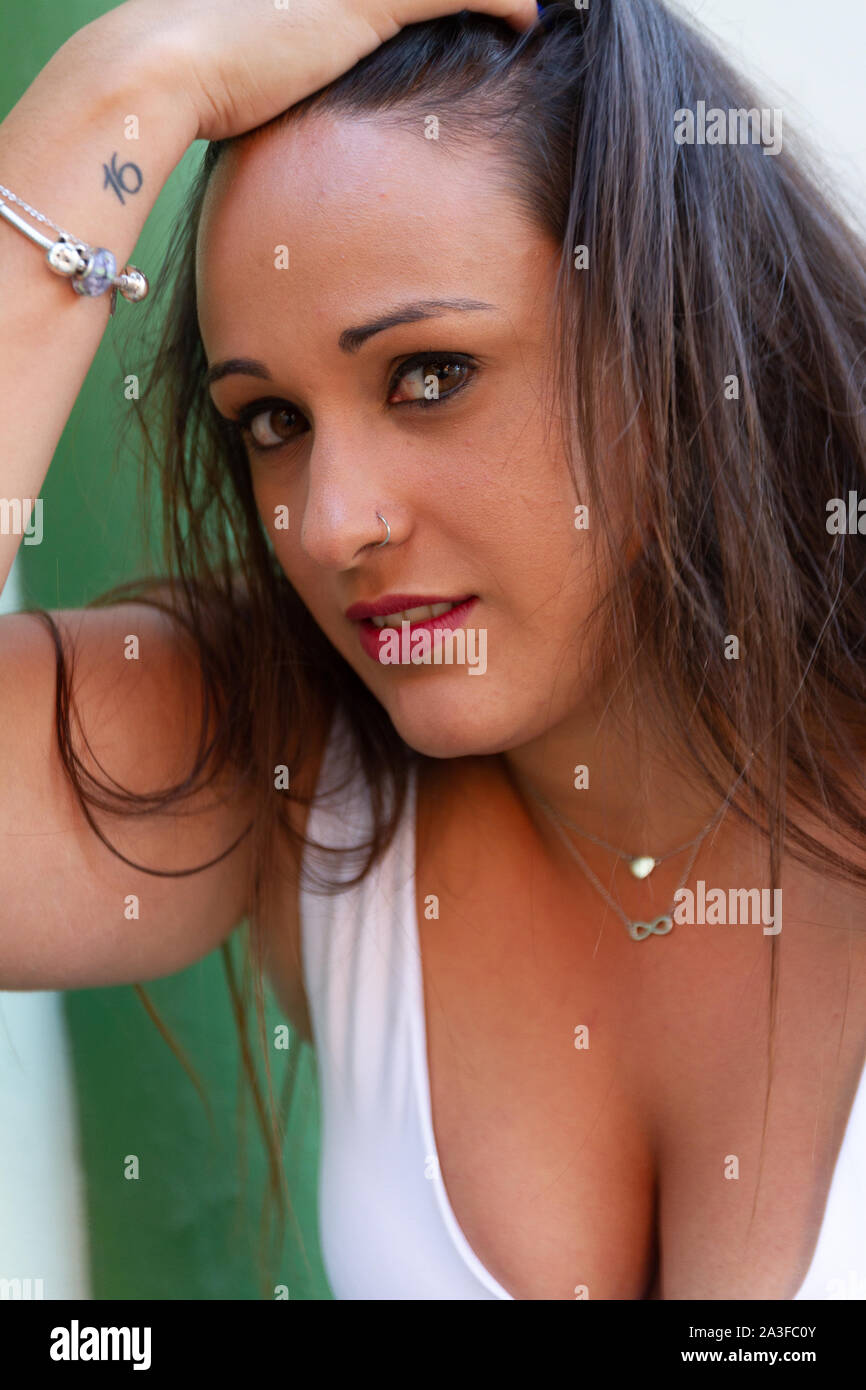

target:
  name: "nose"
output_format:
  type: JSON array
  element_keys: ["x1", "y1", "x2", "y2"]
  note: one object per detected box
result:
[{"x1": 299, "y1": 431, "x2": 407, "y2": 569}]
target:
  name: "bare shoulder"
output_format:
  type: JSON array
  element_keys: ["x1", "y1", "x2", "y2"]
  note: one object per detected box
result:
[{"x1": 0, "y1": 595, "x2": 259, "y2": 989}]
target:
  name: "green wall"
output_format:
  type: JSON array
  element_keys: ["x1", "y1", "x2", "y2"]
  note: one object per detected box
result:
[{"x1": 2, "y1": 0, "x2": 330, "y2": 1300}]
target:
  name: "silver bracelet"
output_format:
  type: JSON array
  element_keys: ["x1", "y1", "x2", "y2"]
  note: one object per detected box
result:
[{"x1": 0, "y1": 182, "x2": 149, "y2": 316}]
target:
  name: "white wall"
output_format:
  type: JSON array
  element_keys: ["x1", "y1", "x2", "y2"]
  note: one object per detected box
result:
[{"x1": 674, "y1": 0, "x2": 866, "y2": 224}]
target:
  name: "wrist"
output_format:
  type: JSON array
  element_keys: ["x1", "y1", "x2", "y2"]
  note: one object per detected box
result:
[
  {"x1": 51, "y1": 13, "x2": 201, "y2": 152},
  {"x1": 0, "y1": 22, "x2": 199, "y2": 284}
]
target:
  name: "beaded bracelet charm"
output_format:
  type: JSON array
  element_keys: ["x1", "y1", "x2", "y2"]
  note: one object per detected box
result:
[{"x1": 0, "y1": 182, "x2": 148, "y2": 316}]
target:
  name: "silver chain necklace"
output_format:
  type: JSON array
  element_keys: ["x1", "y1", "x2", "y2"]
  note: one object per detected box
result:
[
  {"x1": 536, "y1": 798, "x2": 722, "y2": 880},
  {"x1": 517, "y1": 781, "x2": 714, "y2": 941}
]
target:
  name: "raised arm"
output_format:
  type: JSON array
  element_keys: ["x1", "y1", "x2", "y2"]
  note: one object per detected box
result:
[{"x1": 0, "y1": 0, "x2": 538, "y2": 989}]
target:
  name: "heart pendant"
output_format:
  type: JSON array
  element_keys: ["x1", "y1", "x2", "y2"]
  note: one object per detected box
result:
[
  {"x1": 627, "y1": 914, "x2": 673, "y2": 942},
  {"x1": 629, "y1": 855, "x2": 657, "y2": 879}
]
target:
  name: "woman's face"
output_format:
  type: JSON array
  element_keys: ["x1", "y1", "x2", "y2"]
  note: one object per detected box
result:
[{"x1": 197, "y1": 113, "x2": 613, "y2": 758}]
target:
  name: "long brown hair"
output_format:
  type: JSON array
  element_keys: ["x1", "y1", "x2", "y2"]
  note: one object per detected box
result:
[{"x1": 28, "y1": 0, "x2": 866, "y2": 1291}]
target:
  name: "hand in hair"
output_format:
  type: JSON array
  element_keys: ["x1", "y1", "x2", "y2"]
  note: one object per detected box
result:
[{"x1": 81, "y1": 0, "x2": 539, "y2": 145}]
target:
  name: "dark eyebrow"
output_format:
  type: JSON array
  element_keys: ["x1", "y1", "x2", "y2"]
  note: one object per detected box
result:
[
  {"x1": 337, "y1": 297, "x2": 497, "y2": 353},
  {"x1": 204, "y1": 297, "x2": 497, "y2": 387},
  {"x1": 205, "y1": 357, "x2": 272, "y2": 389}
]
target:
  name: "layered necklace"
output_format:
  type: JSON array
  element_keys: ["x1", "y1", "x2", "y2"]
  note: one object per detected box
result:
[{"x1": 514, "y1": 777, "x2": 725, "y2": 942}]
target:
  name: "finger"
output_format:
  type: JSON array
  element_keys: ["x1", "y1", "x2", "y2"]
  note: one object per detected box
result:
[
  {"x1": 390, "y1": 0, "x2": 540, "y2": 37},
  {"x1": 494, "y1": 0, "x2": 541, "y2": 32}
]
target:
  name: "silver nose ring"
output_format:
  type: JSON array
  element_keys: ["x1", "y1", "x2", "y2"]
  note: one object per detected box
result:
[{"x1": 375, "y1": 512, "x2": 391, "y2": 547}]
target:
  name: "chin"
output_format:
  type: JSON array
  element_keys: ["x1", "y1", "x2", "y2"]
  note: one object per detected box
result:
[{"x1": 377, "y1": 677, "x2": 522, "y2": 760}]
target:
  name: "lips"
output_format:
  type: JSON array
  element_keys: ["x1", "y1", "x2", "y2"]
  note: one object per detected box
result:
[
  {"x1": 349, "y1": 595, "x2": 479, "y2": 663},
  {"x1": 345, "y1": 593, "x2": 475, "y2": 623}
]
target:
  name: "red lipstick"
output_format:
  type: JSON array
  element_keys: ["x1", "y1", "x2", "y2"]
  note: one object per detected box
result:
[
  {"x1": 345, "y1": 593, "x2": 474, "y2": 622},
  {"x1": 347, "y1": 595, "x2": 479, "y2": 664}
]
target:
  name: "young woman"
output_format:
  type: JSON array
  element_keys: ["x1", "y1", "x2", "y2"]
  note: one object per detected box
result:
[{"x1": 1, "y1": 0, "x2": 864, "y2": 1301}]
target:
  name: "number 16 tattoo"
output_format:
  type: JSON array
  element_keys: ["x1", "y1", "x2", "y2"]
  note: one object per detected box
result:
[{"x1": 103, "y1": 152, "x2": 143, "y2": 205}]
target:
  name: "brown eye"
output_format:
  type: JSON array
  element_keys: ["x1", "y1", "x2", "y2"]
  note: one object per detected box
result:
[
  {"x1": 246, "y1": 405, "x2": 303, "y2": 448},
  {"x1": 389, "y1": 356, "x2": 474, "y2": 404}
]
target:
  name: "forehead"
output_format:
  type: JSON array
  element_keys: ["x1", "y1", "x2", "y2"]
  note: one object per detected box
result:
[{"x1": 195, "y1": 113, "x2": 549, "y2": 353}]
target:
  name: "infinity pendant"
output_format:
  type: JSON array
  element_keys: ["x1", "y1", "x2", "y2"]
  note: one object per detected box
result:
[{"x1": 627, "y1": 914, "x2": 674, "y2": 942}]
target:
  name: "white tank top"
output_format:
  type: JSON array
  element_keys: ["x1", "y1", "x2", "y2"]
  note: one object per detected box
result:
[{"x1": 300, "y1": 707, "x2": 866, "y2": 1300}]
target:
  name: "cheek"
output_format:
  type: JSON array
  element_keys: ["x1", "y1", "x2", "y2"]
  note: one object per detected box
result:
[
  {"x1": 253, "y1": 477, "x2": 287, "y2": 539},
  {"x1": 251, "y1": 472, "x2": 308, "y2": 587},
  {"x1": 453, "y1": 441, "x2": 585, "y2": 593},
  {"x1": 435, "y1": 402, "x2": 575, "y2": 539},
  {"x1": 251, "y1": 474, "x2": 352, "y2": 652}
]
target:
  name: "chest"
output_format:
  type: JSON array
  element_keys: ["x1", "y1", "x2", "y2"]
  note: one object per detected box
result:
[{"x1": 412, "y1": 758, "x2": 866, "y2": 1301}]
